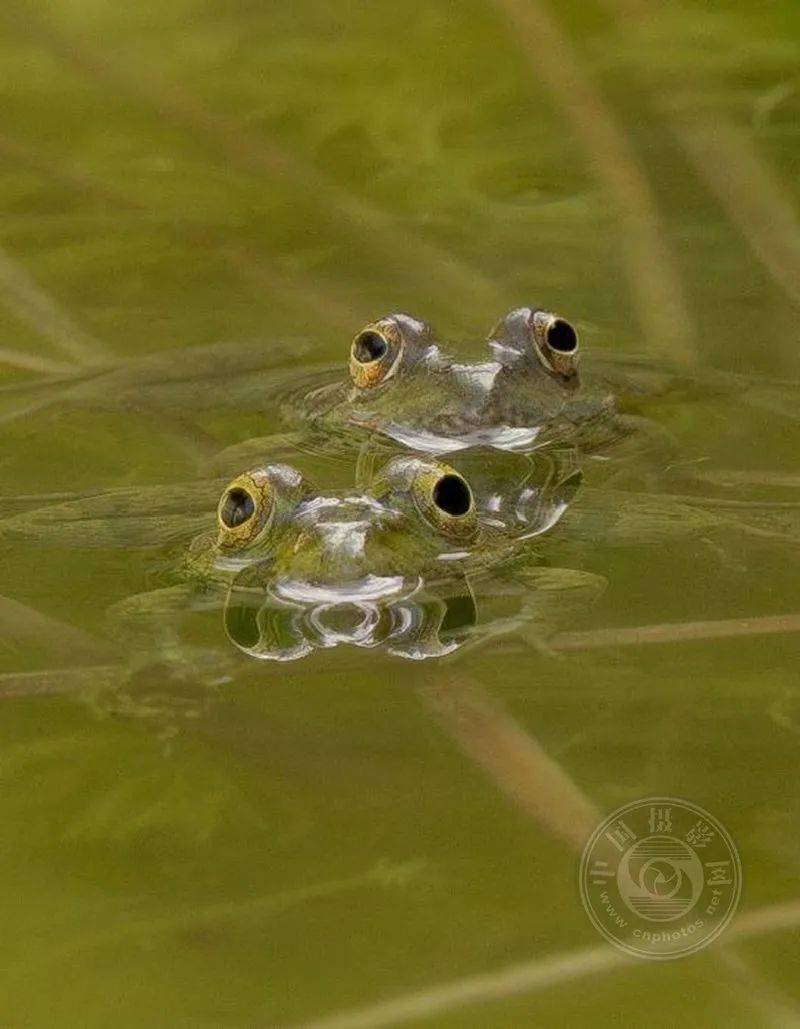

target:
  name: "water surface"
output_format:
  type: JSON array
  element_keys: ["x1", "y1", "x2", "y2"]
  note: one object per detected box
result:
[{"x1": 0, "y1": 1, "x2": 799, "y2": 1024}]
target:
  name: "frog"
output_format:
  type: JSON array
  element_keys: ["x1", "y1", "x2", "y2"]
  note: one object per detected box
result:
[
  {"x1": 308, "y1": 311, "x2": 591, "y2": 451},
  {"x1": 99, "y1": 454, "x2": 599, "y2": 667},
  {"x1": 218, "y1": 466, "x2": 800, "y2": 661}
]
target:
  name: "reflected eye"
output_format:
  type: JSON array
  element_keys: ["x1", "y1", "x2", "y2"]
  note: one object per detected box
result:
[
  {"x1": 349, "y1": 320, "x2": 402, "y2": 389},
  {"x1": 224, "y1": 583, "x2": 311, "y2": 661},
  {"x1": 219, "y1": 487, "x2": 255, "y2": 528}
]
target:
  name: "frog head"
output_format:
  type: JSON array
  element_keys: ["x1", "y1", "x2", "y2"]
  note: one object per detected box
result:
[
  {"x1": 216, "y1": 455, "x2": 478, "y2": 580},
  {"x1": 309, "y1": 309, "x2": 582, "y2": 453},
  {"x1": 215, "y1": 462, "x2": 314, "y2": 558},
  {"x1": 217, "y1": 456, "x2": 483, "y2": 660}
]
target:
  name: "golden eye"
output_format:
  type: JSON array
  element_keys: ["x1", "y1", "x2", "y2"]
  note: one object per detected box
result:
[
  {"x1": 531, "y1": 311, "x2": 580, "y2": 384},
  {"x1": 432, "y1": 473, "x2": 473, "y2": 516},
  {"x1": 217, "y1": 470, "x2": 275, "y2": 550},
  {"x1": 349, "y1": 320, "x2": 403, "y2": 389},
  {"x1": 352, "y1": 329, "x2": 388, "y2": 363},
  {"x1": 219, "y1": 487, "x2": 255, "y2": 528},
  {"x1": 413, "y1": 466, "x2": 478, "y2": 540},
  {"x1": 543, "y1": 317, "x2": 578, "y2": 354}
]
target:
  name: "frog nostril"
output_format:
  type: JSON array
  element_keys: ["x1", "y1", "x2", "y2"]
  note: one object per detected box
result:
[
  {"x1": 353, "y1": 331, "x2": 388, "y2": 363},
  {"x1": 546, "y1": 318, "x2": 578, "y2": 353},
  {"x1": 220, "y1": 487, "x2": 255, "y2": 528},
  {"x1": 433, "y1": 474, "x2": 472, "y2": 516}
]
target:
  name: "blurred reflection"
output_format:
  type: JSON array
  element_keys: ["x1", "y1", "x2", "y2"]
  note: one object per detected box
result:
[{"x1": 225, "y1": 569, "x2": 478, "y2": 662}]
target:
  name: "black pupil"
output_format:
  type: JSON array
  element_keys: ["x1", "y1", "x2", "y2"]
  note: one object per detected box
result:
[
  {"x1": 433, "y1": 474, "x2": 472, "y2": 517},
  {"x1": 353, "y1": 331, "x2": 388, "y2": 363},
  {"x1": 221, "y1": 488, "x2": 255, "y2": 528},
  {"x1": 547, "y1": 319, "x2": 578, "y2": 353}
]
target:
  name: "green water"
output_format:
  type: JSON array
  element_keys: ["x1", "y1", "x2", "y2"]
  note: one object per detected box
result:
[{"x1": 1, "y1": 0, "x2": 799, "y2": 1024}]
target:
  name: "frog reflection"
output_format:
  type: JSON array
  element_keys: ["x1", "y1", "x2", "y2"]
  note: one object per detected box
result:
[{"x1": 222, "y1": 558, "x2": 481, "y2": 662}]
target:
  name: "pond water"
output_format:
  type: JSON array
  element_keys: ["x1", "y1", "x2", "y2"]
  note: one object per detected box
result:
[{"x1": 0, "y1": 1, "x2": 799, "y2": 1025}]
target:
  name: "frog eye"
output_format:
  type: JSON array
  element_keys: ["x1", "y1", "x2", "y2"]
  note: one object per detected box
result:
[
  {"x1": 413, "y1": 465, "x2": 478, "y2": 540},
  {"x1": 217, "y1": 471, "x2": 275, "y2": 550},
  {"x1": 353, "y1": 330, "x2": 388, "y2": 363},
  {"x1": 372, "y1": 457, "x2": 478, "y2": 540},
  {"x1": 530, "y1": 311, "x2": 580, "y2": 384},
  {"x1": 542, "y1": 316, "x2": 578, "y2": 355},
  {"x1": 432, "y1": 473, "x2": 473, "y2": 516},
  {"x1": 217, "y1": 463, "x2": 311, "y2": 551},
  {"x1": 219, "y1": 487, "x2": 255, "y2": 529},
  {"x1": 349, "y1": 320, "x2": 403, "y2": 389}
]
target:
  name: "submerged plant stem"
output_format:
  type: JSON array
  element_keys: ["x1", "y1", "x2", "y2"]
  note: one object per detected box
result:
[
  {"x1": 4, "y1": 611, "x2": 800, "y2": 699},
  {"x1": 0, "y1": 242, "x2": 109, "y2": 366},
  {"x1": 0, "y1": 595, "x2": 114, "y2": 662},
  {"x1": 0, "y1": 346, "x2": 78, "y2": 376},
  {"x1": 0, "y1": 666, "x2": 120, "y2": 699},
  {"x1": 551, "y1": 612, "x2": 800, "y2": 652},
  {"x1": 417, "y1": 671, "x2": 599, "y2": 852},
  {"x1": 299, "y1": 899, "x2": 800, "y2": 1028},
  {"x1": 491, "y1": 0, "x2": 695, "y2": 362},
  {"x1": 669, "y1": 118, "x2": 800, "y2": 307},
  {"x1": 602, "y1": 0, "x2": 800, "y2": 311}
]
